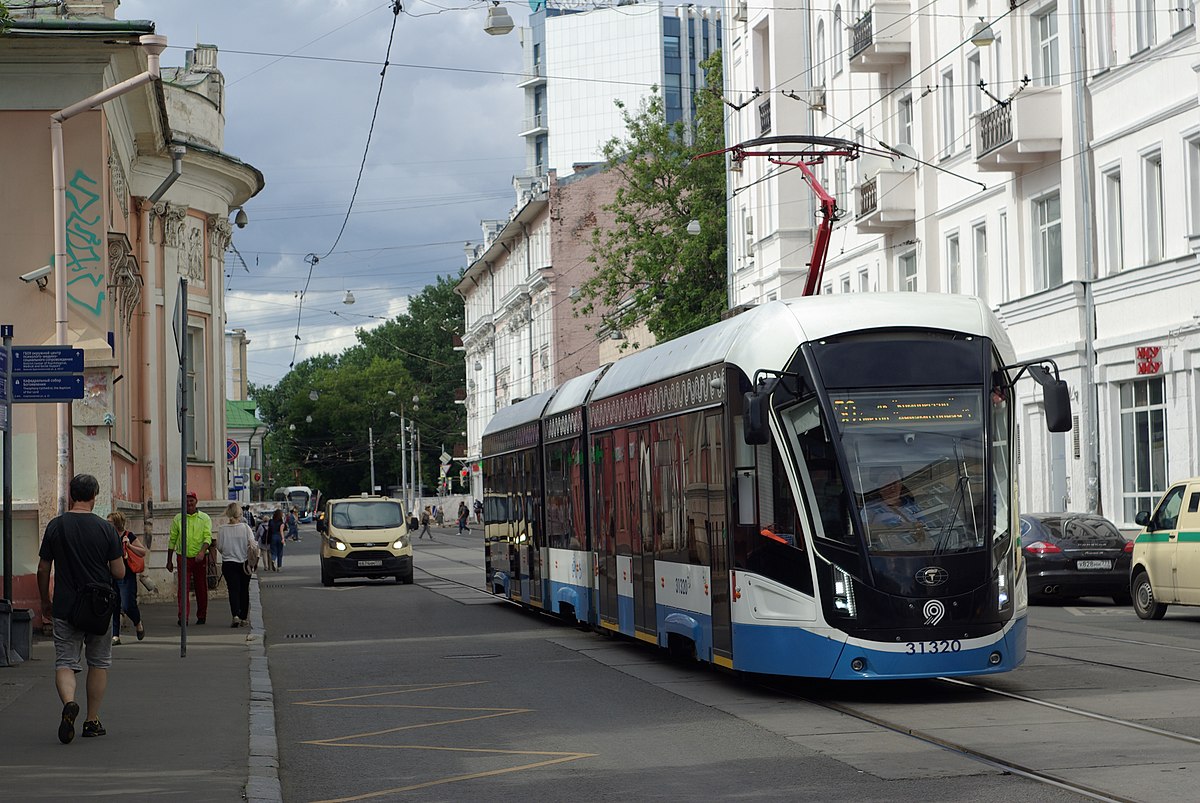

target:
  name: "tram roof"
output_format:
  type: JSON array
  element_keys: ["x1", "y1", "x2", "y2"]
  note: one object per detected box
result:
[
  {"x1": 543, "y1": 366, "x2": 609, "y2": 417},
  {"x1": 590, "y1": 293, "x2": 1008, "y2": 402},
  {"x1": 482, "y1": 389, "x2": 554, "y2": 439}
]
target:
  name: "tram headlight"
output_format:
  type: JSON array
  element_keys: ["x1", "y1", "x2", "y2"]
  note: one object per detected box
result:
[
  {"x1": 832, "y1": 565, "x2": 857, "y2": 618},
  {"x1": 996, "y1": 555, "x2": 1010, "y2": 610}
]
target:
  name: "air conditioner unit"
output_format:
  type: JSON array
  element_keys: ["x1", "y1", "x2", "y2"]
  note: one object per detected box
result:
[{"x1": 733, "y1": 0, "x2": 747, "y2": 22}]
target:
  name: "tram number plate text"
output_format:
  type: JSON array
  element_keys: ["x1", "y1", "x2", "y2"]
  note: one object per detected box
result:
[
  {"x1": 905, "y1": 639, "x2": 962, "y2": 655},
  {"x1": 1076, "y1": 560, "x2": 1112, "y2": 570},
  {"x1": 358, "y1": 559, "x2": 383, "y2": 567}
]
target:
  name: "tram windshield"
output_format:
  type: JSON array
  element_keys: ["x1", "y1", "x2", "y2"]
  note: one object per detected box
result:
[{"x1": 832, "y1": 388, "x2": 988, "y2": 556}]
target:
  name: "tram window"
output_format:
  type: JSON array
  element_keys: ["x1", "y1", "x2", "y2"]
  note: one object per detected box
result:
[{"x1": 780, "y1": 398, "x2": 857, "y2": 546}]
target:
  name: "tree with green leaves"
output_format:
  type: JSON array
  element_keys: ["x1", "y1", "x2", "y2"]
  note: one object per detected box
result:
[{"x1": 577, "y1": 50, "x2": 727, "y2": 344}]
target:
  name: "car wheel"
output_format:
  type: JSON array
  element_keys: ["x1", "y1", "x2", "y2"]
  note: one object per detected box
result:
[
  {"x1": 321, "y1": 560, "x2": 334, "y2": 587},
  {"x1": 401, "y1": 569, "x2": 414, "y2": 585},
  {"x1": 1132, "y1": 570, "x2": 1166, "y2": 620}
]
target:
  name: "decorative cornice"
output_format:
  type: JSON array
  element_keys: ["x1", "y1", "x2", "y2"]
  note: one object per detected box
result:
[
  {"x1": 208, "y1": 214, "x2": 233, "y2": 254},
  {"x1": 108, "y1": 232, "x2": 142, "y2": 333}
]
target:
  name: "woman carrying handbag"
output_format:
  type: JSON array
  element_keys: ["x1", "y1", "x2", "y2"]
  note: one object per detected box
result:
[
  {"x1": 216, "y1": 503, "x2": 257, "y2": 627},
  {"x1": 107, "y1": 511, "x2": 146, "y2": 644}
]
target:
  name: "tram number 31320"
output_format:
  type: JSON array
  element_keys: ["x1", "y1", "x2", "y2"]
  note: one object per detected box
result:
[{"x1": 904, "y1": 639, "x2": 963, "y2": 655}]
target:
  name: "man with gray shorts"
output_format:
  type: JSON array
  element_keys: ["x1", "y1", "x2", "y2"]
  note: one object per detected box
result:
[{"x1": 37, "y1": 474, "x2": 125, "y2": 743}]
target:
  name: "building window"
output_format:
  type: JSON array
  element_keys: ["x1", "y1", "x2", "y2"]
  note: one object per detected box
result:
[
  {"x1": 664, "y1": 73, "x2": 682, "y2": 111},
  {"x1": 940, "y1": 69, "x2": 955, "y2": 157},
  {"x1": 898, "y1": 95, "x2": 913, "y2": 146},
  {"x1": 1034, "y1": 6, "x2": 1060, "y2": 86},
  {"x1": 1185, "y1": 136, "x2": 1200, "y2": 235},
  {"x1": 967, "y1": 52, "x2": 981, "y2": 121},
  {"x1": 1120, "y1": 377, "x2": 1167, "y2": 523},
  {"x1": 900, "y1": 250, "x2": 918, "y2": 291},
  {"x1": 833, "y1": 6, "x2": 844, "y2": 75},
  {"x1": 186, "y1": 325, "x2": 207, "y2": 460},
  {"x1": 972, "y1": 222, "x2": 988, "y2": 302},
  {"x1": 840, "y1": 275, "x2": 851, "y2": 294},
  {"x1": 664, "y1": 33, "x2": 681, "y2": 60},
  {"x1": 1097, "y1": 1, "x2": 1115, "y2": 69},
  {"x1": 1172, "y1": 1, "x2": 1195, "y2": 32},
  {"x1": 1033, "y1": 191, "x2": 1062, "y2": 290},
  {"x1": 535, "y1": 136, "x2": 547, "y2": 175},
  {"x1": 1103, "y1": 168, "x2": 1124, "y2": 273},
  {"x1": 1143, "y1": 150, "x2": 1164, "y2": 263},
  {"x1": 998, "y1": 211, "x2": 1009, "y2": 302},
  {"x1": 1135, "y1": 0, "x2": 1157, "y2": 52},
  {"x1": 815, "y1": 20, "x2": 826, "y2": 88},
  {"x1": 946, "y1": 232, "x2": 961, "y2": 294},
  {"x1": 835, "y1": 163, "x2": 848, "y2": 216},
  {"x1": 858, "y1": 268, "x2": 870, "y2": 292}
]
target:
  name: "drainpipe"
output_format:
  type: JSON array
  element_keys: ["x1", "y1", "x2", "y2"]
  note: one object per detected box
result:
[
  {"x1": 1069, "y1": 0, "x2": 1100, "y2": 513},
  {"x1": 50, "y1": 33, "x2": 168, "y2": 514}
]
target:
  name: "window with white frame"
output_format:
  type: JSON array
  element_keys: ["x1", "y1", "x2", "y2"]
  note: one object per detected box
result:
[
  {"x1": 835, "y1": 163, "x2": 848, "y2": 216},
  {"x1": 1135, "y1": 0, "x2": 1157, "y2": 52},
  {"x1": 833, "y1": 6, "x2": 844, "y2": 75},
  {"x1": 1034, "y1": 6, "x2": 1060, "y2": 86},
  {"x1": 900, "y1": 250, "x2": 918, "y2": 291},
  {"x1": 858, "y1": 268, "x2": 870, "y2": 292},
  {"x1": 1097, "y1": 0, "x2": 1115, "y2": 69},
  {"x1": 967, "y1": 52, "x2": 981, "y2": 120},
  {"x1": 972, "y1": 222, "x2": 988, "y2": 302},
  {"x1": 815, "y1": 20, "x2": 826, "y2": 88},
  {"x1": 999, "y1": 211, "x2": 1009, "y2": 302},
  {"x1": 898, "y1": 95, "x2": 913, "y2": 146},
  {"x1": 1172, "y1": 0, "x2": 1195, "y2": 32},
  {"x1": 1120, "y1": 377, "x2": 1167, "y2": 523},
  {"x1": 1185, "y1": 135, "x2": 1200, "y2": 235},
  {"x1": 940, "y1": 69, "x2": 956, "y2": 157},
  {"x1": 186, "y1": 324, "x2": 208, "y2": 460},
  {"x1": 946, "y1": 232, "x2": 961, "y2": 294},
  {"x1": 1103, "y1": 168, "x2": 1124, "y2": 273},
  {"x1": 840, "y1": 275, "x2": 851, "y2": 294},
  {"x1": 1033, "y1": 191, "x2": 1063, "y2": 290},
  {"x1": 1143, "y1": 150, "x2": 1164, "y2": 263}
]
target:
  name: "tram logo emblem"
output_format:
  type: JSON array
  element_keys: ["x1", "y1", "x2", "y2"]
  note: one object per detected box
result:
[
  {"x1": 922, "y1": 599, "x2": 946, "y2": 626},
  {"x1": 915, "y1": 566, "x2": 949, "y2": 587}
]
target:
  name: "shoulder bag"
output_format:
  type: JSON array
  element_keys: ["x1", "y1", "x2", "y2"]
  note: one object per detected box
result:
[
  {"x1": 124, "y1": 536, "x2": 145, "y2": 574},
  {"x1": 68, "y1": 582, "x2": 120, "y2": 636}
]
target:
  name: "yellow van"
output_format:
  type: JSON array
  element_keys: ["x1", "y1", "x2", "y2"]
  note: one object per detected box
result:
[
  {"x1": 1131, "y1": 478, "x2": 1200, "y2": 619},
  {"x1": 320, "y1": 496, "x2": 413, "y2": 586}
]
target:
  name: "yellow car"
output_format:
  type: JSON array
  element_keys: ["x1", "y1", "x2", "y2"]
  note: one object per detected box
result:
[
  {"x1": 1131, "y1": 478, "x2": 1200, "y2": 619},
  {"x1": 320, "y1": 496, "x2": 413, "y2": 586}
]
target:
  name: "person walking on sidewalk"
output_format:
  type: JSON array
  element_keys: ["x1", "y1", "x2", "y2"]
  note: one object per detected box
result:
[
  {"x1": 457, "y1": 501, "x2": 470, "y2": 535},
  {"x1": 36, "y1": 473, "x2": 125, "y2": 743},
  {"x1": 286, "y1": 507, "x2": 300, "y2": 542},
  {"x1": 419, "y1": 506, "x2": 433, "y2": 539},
  {"x1": 474, "y1": 498, "x2": 483, "y2": 525},
  {"x1": 216, "y1": 503, "x2": 256, "y2": 627},
  {"x1": 107, "y1": 511, "x2": 146, "y2": 645},
  {"x1": 267, "y1": 509, "x2": 285, "y2": 570},
  {"x1": 167, "y1": 491, "x2": 213, "y2": 626}
]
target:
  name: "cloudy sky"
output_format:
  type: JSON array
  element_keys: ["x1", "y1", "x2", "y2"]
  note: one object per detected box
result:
[{"x1": 120, "y1": 0, "x2": 532, "y2": 388}]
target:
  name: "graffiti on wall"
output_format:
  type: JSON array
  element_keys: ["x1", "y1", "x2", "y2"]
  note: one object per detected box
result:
[{"x1": 64, "y1": 168, "x2": 105, "y2": 317}]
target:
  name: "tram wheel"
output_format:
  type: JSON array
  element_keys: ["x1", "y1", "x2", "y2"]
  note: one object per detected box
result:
[{"x1": 1132, "y1": 570, "x2": 1166, "y2": 620}]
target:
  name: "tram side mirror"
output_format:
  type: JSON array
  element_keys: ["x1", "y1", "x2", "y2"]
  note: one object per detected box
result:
[
  {"x1": 1027, "y1": 365, "x2": 1072, "y2": 433},
  {"x1": 743, "y1": 390, "x2": 770, "y2": 444}
]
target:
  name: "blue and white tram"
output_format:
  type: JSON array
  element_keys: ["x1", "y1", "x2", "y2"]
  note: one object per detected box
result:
[{"x1": 481, "y1": 294, "x2": 1070, "y2": 679}]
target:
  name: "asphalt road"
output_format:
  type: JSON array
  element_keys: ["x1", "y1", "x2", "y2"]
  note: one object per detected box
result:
[{"x1": 260, "y1": 527, "x2": 1088, "y2": 802}]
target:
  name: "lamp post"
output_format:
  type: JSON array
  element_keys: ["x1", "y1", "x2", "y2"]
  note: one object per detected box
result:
[{"x1": 387, "y1": 392, "x2": 419, "y2": 509}]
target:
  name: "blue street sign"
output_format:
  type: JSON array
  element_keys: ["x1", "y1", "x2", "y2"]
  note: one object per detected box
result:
[
  {"x1": 12, "y1": 374, "x2": 85, "y2": 402},
  {"x1": 1, "y1": 324, "x2": 12, "y2": 338},
  {"x1": 13, "y1": 346, "x2": 84, "y2": 374}
]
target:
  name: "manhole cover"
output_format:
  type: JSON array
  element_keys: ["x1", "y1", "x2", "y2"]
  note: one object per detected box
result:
[{"x1": 442, "y1": 653, "x2": 500, "y2": 660}]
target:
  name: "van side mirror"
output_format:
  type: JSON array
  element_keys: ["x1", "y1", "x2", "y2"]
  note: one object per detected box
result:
[{"x1": 1134, "y1": 510, "x2": 1151, "y2": 528}]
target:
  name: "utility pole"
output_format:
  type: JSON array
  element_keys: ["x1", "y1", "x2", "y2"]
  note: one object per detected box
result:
[
  {"x1": 400, "y1": 416, "x2": 408, "y2": 510},
  {"x1": 368, "y1": 426, "x2": 375, "y2": 494}
]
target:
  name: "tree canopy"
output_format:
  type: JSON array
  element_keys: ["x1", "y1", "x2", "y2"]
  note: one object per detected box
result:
[
  {"x1": 577, "y1": 51, "x2": 728, "y2": 344},
  {"x1": 251, "y1": 276, "x2": 465, "y2": 500}
]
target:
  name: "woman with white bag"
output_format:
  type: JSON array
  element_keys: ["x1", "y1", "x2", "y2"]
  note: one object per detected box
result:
[{"x1": 216, "y1": 503, "x2": 258, "y2": 628}]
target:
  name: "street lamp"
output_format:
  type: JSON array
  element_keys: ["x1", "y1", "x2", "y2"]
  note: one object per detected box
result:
[{"x1": 484, "y1": 1, "x2": 514, "y2": 35}]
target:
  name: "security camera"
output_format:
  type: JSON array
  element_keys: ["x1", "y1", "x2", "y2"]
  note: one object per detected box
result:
[
  {"x1": 903, "y1": 433, "x2": 916, "y2": 445},
  {"x1": 20, "y1": 265, "x2": 52, "y2": 288}
]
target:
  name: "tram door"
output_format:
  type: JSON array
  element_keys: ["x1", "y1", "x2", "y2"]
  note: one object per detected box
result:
[
  {"x1": 632, "y1": 427, "x2": 656, "y2": 637},
  {"x1": 595, "y1": 432, "x2": 619, "y2": 626},
  {"x1": 706, "y1": 412, "x2": 732, "y2": 659}
]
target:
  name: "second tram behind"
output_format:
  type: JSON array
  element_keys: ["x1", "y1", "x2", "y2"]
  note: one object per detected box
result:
[{"x1": 481, "y1": 294, "x2": 1070, "y2": 679}]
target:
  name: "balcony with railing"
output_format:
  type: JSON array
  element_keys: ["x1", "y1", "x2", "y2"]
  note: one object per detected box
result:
[
  {"x1": 973, "y1": 86, "x2": 1062, "y2": 172},
  {"x1": 518, "y1": 59, "x2": 545, "y2": 88},
  {"x1": 848, "y1": 3, "x2": 912, "y2": 73},
  {"x1": 519, "y1": 112, "x2": 548, "y2": 138},
  {"x1": 855, "y1": 168, "x2": 916, "y2": 233},
  {"x1": 758, "y1": 98, "x2": 771, "y2": 135}
]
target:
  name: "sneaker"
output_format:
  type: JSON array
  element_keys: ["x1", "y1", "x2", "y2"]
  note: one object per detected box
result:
[
  {"x1": 239, "y1": 618, "x2": 249, "y2": 627},
  {"x1": 58, "y1": 701, "x2": 80, "y2": 744},
  {"x1": 111, "y1": 636, "x2": 121, "y2": 645},
  {"x1": 231, "y1": 619, "x2": 241, "y2": 628},
  {"x1": 136, "y1": 624, "x2": 145, "y2": 641},
  {"x1": 195, "y1": 618, "x2": 206, "y2": 625},
  {"x1": 81, "y1": 719, "x2": 106, "y2": 738}
]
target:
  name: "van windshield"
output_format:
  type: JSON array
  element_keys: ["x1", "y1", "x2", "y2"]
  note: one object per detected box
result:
[{"x1": 331, "y1": 501, "x2": 404, "y2": 530}]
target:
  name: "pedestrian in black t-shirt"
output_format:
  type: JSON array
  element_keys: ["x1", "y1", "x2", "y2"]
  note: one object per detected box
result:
[{"x1": 37, "y1": 474, "x2": 125, "y2": 743}]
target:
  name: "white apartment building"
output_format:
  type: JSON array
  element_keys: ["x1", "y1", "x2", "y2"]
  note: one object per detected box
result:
[
  {"x1": 726, "y1": 0, "x2": 1200, "y2": 526},
  {"x1": 518, "y1": 1, "x2": 722, "y2": 176}
]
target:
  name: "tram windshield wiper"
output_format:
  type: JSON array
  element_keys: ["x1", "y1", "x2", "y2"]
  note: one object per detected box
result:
[{"x1": 936, "y1": 441, "x2": 977, "y2": 554}]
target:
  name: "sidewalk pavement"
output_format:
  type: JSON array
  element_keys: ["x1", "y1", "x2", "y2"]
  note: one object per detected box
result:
[{"x1": 0, "y1": 577, "x2": 281, "y2": 802}]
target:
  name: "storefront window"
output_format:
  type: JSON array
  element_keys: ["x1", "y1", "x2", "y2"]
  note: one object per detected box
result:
[{"x1": 1120, "y1": 377, "x2": 1167, "y2": 522}]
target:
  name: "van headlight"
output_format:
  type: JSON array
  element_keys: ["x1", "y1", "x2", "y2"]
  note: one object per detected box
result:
[
  {"x1": 392, "y1": 535, "x2": 409, "y2": 549},
  {"x1": 329, "y1": 537, "x2": 348, "y2": 552}
]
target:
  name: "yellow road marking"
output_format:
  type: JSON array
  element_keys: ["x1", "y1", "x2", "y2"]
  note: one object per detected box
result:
[
  {"x1": 286, "y1": 681, "x2": 484, "y2": 693},
  {"x1": 303, "y1": 709, "x2": 528, "y2": 739}
]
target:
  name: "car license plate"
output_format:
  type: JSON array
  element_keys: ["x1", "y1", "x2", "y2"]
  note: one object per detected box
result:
[
  {"x1": 1077, "y1": 559, "x2": 1112, "y2": 570},
  {"x1": 357, "y1": 559, "x2": 383, "y2": 568}
]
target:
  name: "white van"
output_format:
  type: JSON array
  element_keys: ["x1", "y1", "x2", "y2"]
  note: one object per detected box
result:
[
  {"x1": 320, "y1": 496, "x2": 413, "y2": 586},
  {"x1": 1131, "y1": 478, "x2": 1200, "y2": 619}
]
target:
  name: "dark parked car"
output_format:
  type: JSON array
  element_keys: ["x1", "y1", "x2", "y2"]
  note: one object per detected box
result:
[{"x1": 1019, "y1": 513, "x2": 1134, "y2": 604}]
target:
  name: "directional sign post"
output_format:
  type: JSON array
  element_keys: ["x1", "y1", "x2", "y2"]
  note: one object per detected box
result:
[
  {"x1": 2, "y1": 324, "x2": 12, "y2": 602},
  {"x1": 11, "y1": 374, "x2": 84, "y2": 403}
]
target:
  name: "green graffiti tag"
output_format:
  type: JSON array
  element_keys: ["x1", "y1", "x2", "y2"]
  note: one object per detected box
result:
[{"x1": 64, "y1": 169, "x2": 105, "y2": 316}]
